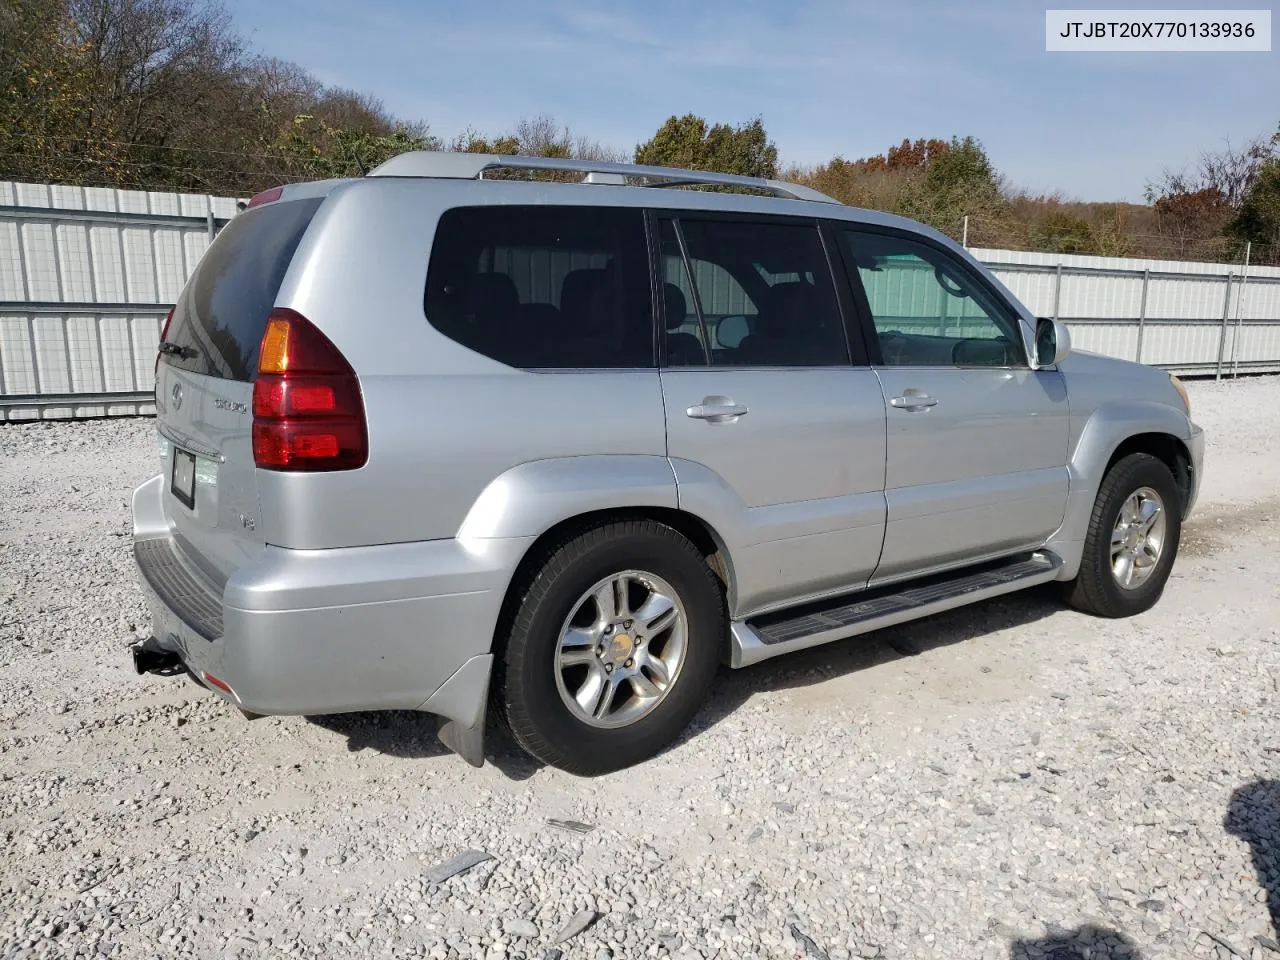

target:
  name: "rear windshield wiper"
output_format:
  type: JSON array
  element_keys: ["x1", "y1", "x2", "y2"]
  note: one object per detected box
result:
[{"x1": 158, "y1": 341, "x2": 198, "y2": 359}]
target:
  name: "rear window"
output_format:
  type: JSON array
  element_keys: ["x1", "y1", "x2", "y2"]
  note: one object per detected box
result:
[
  {"x1": 163, "y1": 198, "x2": 322, "y2": 381},
  {"x1": 424, "y1": 205, "x2": 653, "y2": 369}
]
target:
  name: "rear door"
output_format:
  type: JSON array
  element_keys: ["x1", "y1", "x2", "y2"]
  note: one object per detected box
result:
[
  {"x1": 656, "y1": 214, "x2": 888, "y2": 617},
  {"x1": 154, "y1": 196, "x2": 323, "y2": 583},
  {"x1": 838, "y1": 227, "x2": 1070, "y2": 584}
]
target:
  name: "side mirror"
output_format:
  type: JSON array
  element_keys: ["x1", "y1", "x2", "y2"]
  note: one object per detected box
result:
[{"x1": 1035, "y1": 317, "x2": 1071, "y2": 366}]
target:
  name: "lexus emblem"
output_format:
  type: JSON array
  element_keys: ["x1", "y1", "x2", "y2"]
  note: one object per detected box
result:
[{"x1": 170, "y1": 382, "x2": 183, "y2": 410}]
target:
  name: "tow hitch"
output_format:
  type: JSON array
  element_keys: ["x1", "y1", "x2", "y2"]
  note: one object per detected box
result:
[{"x1": 131, "y1": 638, "x2": 184, "y2": 676}]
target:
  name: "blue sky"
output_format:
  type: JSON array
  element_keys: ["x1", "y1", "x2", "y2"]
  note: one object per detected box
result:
[{"x1": 225, "y1": 0, "x2": 1277, "y2": 202}]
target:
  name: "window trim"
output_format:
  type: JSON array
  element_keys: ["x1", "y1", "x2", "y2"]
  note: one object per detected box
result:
[
  {"x1": 643, "y1": 210, "x2": 665, "y2": 368},
  {"x1": 833, "y1": 222, "x2": 1031, "y2": 370},
  {"x1": 650, "y1": 212, "x2": 713, "y2": 368},
  {"x1": 653, "y1": 210, "x2": 862, "y2": 370}
]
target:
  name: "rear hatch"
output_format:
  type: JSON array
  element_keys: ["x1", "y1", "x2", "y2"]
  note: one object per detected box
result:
[{"x1": 154, "y1": 195, "x2": 323, "y2": 585}]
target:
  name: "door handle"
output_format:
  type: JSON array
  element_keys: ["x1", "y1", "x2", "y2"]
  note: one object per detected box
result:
[
  {"x1": 889, "y1": 393, "x2": 938, "y2": 410},
  {"x1": 686, "y1": 397, "x2": 748, "y2": 422}
]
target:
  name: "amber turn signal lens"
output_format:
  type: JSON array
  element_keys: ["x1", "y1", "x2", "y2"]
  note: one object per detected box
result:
[{"x1": 258, "y1": 317, "x2": 291, "y2": 374}]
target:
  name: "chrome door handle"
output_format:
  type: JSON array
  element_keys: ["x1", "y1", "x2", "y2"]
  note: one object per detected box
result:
[
  {"x1": 889, "y1": 393, "x2": 938, "y2": 410},
  {"x1": 686, "y1": 398, "x2": 748, "y2": 422}
]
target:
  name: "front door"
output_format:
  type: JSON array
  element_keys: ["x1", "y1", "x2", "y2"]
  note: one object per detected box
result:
[
  {"x1": 839, "y1": 227, "x2": 1070, "y2": 585},
  {"x1": 655, "y1": 214, "x2": 888, "y2": 617}
]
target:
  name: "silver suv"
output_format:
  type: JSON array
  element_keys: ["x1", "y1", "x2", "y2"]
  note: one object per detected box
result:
[{"x1": 131, "y1": 152, "x2": 1204, "y2": 774}]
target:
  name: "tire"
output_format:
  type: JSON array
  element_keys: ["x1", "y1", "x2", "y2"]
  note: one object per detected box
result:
[
  {"x1": 1062, "y1": 452, "x2": 1183, "y2": 618},
  {"x1": 496, "y1": 519, "x2": 725, "y2": 775}
]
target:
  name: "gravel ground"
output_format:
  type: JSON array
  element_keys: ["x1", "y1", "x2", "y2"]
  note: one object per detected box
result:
[{"x1": 1, "y1": 375, "x2": 1279, "y2": 960}]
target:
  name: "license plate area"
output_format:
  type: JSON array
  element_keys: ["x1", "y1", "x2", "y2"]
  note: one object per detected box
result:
[{"x1": 171, "y1": 447, "x2": 197, "y2": 510}]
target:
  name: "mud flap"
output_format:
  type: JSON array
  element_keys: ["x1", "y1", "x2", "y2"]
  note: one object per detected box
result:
[
  {"x1": 421, "y1": 653, "x2": 493, "y2": 768},
  {"x1": 436, "y1": 713, "x2": 485, "y2": 767}
]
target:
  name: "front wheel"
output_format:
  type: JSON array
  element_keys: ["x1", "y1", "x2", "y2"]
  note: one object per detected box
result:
[
  {"x1": 1062, "y1": 452, "x2": 1183, "y2": 618},
  {"x1": 497, "y1": 520, "x2": 724, "y2": 774}
]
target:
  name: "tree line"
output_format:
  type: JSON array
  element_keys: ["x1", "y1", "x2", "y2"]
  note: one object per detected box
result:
[{"x1": 2, "y1": 0, "x2": 1276, "y2": 265}]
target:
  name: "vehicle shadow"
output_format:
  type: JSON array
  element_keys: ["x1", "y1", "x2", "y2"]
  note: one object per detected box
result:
[
  {"x1": 304, "y1": 711, "x2": 543, "y2": 782},
  {"x1": 1225, "y1": 779, "x2": 1280, "y2": 937},
  {"x1": 303, "y1": 585, "x2": 1063, "y2": 780},
  {"x1": 684, "y1": 584, "x2": 1065, "y2": 740},
  {"x1": 1009, "y1": 924, "x2": 1142, "y2": 959}
]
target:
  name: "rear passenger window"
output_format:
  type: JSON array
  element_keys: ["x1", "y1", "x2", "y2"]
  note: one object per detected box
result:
[
  {"x1": 165, "y1": 198, "x2": 322, "y2": 381},
  {"x1": 425, "y1": 206, "x2": 653, "y2": 369},
  {"x1": 672, "y1": 218, "x2": 849, "y2": 367}
]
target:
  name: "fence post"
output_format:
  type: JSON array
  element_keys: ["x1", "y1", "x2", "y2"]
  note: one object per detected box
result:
[
  {"x1": 961, "y1": 215, "x2": 969, "y2": 248},
  {"x1": 1215, "y1": 273, "x2": 1234, "y2": 381},
  {"x1": 1231, "y1": 241, "x2": 1251, "y2": 378},
  {"x1": 1135, "y1": 268, "x2": 1150, "y2": 363},
  {"x1": 205, "y1": 208, "x2": 215, "y2": 240},
  {"x1": 1052, "y1": 263, "x2": 1063, "y2": 321}
]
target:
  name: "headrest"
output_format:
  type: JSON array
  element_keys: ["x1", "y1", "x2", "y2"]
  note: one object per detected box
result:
[
  {"x1": 756, "y1": 281, "x2": 823, "y2": 335},
  {"x1": 663, "y1": 283, "x2": 688, "y2": 331},
  {"x1": 466, "y1": 272, "x2": 519, "y2": 318}
]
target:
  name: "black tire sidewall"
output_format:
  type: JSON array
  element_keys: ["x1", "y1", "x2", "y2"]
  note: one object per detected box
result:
[
  {"x1": 1088, "y1": 456, "x2": 1182, "y2": 616},
  {"x1": 504, "y1": 525, "x2": 723, "y2": 773}
]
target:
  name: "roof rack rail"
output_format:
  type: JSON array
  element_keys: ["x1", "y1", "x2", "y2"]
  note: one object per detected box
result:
[{"x1": 366, "y1": 151, "x2": 840, "y2": 204}]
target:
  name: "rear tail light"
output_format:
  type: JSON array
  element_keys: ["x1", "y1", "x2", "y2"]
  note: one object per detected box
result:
[
  {"x1": 246, "y1": 186, "x2": 283, "y2": 208},
  {"x1": 155, "y1": 308, "x2": 174, "y2": 376},
  {"x1": 251, "y1": 309, "x2": 367, "y2": 471}
]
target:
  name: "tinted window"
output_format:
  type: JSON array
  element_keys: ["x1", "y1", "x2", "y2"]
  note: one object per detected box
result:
[
  {"x1": 164, "y1": 198, "x2": 322, "y2": 381},
  {"x1": 656, "y1": 218, "x2": 709, "y2": 366},
  {"x1": 675, "y1": 218, "x2": 849, "y2": 367},
  {"x1": 425, "y1": 206, "x2": 652, "y2": 369},
  {"x1": 842, "y1": 231, "x2": 1026, "y2": 367}
]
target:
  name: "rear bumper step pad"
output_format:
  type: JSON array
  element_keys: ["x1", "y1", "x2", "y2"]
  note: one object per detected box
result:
[{"x1": 134, "y1": 538, "x2": 223, "y2": 640}]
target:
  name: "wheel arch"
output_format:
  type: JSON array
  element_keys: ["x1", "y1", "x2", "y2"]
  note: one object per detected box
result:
[
  {"x1": 1049, "y1": 401, "x2": 1196, "y2": 579},
  {"x1": 490, "y1": 506, "x2": 735, "y2": 662},
  {"x1": 1102, "y1": 432, "x2": 1194, "y2": 518}
]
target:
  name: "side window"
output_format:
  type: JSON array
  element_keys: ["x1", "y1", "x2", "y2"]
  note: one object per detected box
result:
[
  {"x1": 425, "y1": 206, "x2": 653, "y2": 369},
  {"x1": 676, "y1": 218, "x2": 849, "y2": 367},
  {"x1": 842, "y1": 230, "x2": 1026, "y2": 368},
  {"x1": 656, "y1": 218, "x2": 709, "y2": 366}
]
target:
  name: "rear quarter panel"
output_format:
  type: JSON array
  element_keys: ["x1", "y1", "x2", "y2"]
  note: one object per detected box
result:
[{"x1": 260, "y1": 179, "x2": 671, "y2": 549}]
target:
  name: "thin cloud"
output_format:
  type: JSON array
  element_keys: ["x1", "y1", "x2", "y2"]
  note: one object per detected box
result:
[{"x1": 224, "y1": 0, "x2": 1280, "y2": 200}]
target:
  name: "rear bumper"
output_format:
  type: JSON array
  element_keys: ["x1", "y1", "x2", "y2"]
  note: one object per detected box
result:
[{"x1": 130, "y1": 474, "x2": 530, "y2": 723}]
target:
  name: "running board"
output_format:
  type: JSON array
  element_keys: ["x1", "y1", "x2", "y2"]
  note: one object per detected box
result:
[{"x1": 729, "y1": 552, "x2": 1062, "y2": 668}]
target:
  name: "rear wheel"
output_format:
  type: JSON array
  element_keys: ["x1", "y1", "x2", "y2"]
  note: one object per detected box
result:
[
  {"x1": 497, "y1": 520, "x2": 724, "y2": 774},
  {"x1": 1062, "y1": 453, "x2": 1182, "y2": 618}
]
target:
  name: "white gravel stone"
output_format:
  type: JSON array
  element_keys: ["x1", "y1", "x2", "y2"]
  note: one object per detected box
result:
[{"x1": 1, "y1": 379, "x2": 1279, "y2": 959}]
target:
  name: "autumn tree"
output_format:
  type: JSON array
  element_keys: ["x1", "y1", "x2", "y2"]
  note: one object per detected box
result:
[{"x1": 0, "y1": 0, "x2": 435, "y2": 193}]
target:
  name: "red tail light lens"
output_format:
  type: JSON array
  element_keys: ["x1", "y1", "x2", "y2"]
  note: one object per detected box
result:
[
  {"x1": 246, "y1": 186, "x2": 283, "y2": 208},
  {"x1": 251, "y1": 309, "x2": 367, "y2": 471},
  {"x1": 155, "y1": 308, "x2": 174, "y2": 376}
]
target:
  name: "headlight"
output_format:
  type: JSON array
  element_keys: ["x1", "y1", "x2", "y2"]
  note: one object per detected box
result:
[{"x1": 1170, "y1": 374, "x2": 1190, "y2": 416}]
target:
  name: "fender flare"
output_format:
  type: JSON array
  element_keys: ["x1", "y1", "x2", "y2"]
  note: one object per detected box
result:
[
  {"x1": 456, "y1": 455, "x2": 680, "y2": 541},
  {"x1": 1048, "y1": 400, "x2": 1194, "y2": 579}
]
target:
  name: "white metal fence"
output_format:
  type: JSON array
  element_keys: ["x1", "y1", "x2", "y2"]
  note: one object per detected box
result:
[{"x1": 1, "y1": 181, "x2": 1277, "y2": 421}]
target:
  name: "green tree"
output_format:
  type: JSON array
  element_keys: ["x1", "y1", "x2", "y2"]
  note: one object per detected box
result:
[
  {"x1": 269, "y1": 115, "x2": 432, "y2": 180},
  {"x1": 1032, "y1": 211, "x2": 1095, "y2": 254},
  {"x1": 1228, "y1": 161, "x2": 1280, "y2": 248},
  {"x1": 895, "y1": 136, "x2": 1007, "y2": 241},
  {"x1": 635, "y1": 114, "x2": 778, "y2": 179}
]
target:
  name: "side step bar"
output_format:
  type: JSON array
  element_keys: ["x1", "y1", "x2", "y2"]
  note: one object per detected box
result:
[{"x1": 730, "y1": 551, "x2": 1063, "y2": 668}]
